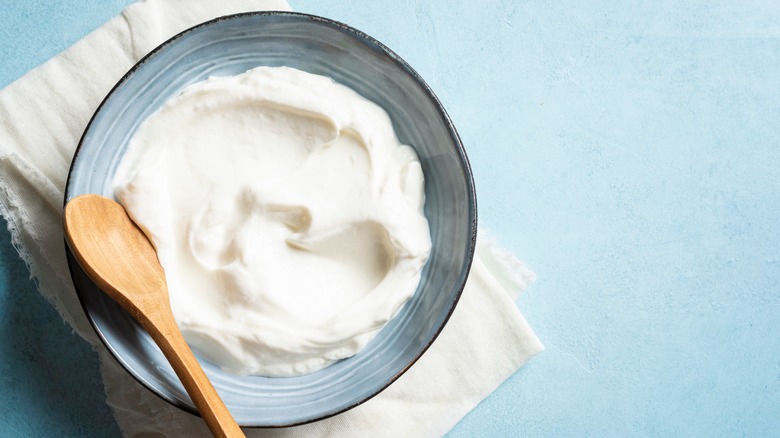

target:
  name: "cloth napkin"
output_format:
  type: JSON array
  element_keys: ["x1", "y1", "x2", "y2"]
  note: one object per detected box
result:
[{"x1": 0, "y1": 0, "x2": 543, "y2": 436}]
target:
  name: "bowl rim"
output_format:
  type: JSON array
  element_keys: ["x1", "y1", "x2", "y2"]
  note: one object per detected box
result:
[{"x1": 64, "y1": 10, "x2": 478, "y2": 428}]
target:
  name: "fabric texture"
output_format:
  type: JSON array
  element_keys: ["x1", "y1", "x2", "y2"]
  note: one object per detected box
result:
[{"x1": 0, "y1": 0, "x2": 543, "y2": 436}]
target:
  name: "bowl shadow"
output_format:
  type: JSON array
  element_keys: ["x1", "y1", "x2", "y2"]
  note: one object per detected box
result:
[{"x1": 0, "y1": 217, "x2": 121, "y2": 436}]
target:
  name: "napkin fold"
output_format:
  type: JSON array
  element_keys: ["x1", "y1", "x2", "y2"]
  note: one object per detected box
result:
[{"x1": 0, "y1": 1, "x2": 543, "y2": 436}]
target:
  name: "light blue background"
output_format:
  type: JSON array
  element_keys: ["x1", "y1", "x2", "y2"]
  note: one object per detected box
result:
[{"x1": 1, "y1": 1, "x2": 778, "y2": 436}]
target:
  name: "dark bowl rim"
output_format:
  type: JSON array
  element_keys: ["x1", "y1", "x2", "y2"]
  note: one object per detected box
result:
[{"x1": 63, "y1": 10, "x2": 477, "y2": 428}]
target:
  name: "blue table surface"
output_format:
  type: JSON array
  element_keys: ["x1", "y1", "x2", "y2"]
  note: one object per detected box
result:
[{"x1": 1, "y1": 1, "x2": 779, "y2": 436}]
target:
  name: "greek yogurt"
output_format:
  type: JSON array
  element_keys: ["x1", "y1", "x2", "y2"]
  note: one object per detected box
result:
[{"x1": 112, "y1": 66, "x2": 431, "y2": 376}]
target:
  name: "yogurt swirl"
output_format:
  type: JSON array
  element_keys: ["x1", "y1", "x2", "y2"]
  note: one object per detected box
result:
[{"x1": 112, "y1": 66, "x2": 431, "y2": 376}]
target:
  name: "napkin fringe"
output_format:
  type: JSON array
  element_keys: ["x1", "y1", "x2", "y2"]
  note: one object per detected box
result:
[
  {"x1": 0, "y1": 153, "x2": 75, "y2": 330},
  {"x1": 477, "y1": 229, "x2": 537, "y2": 301}
]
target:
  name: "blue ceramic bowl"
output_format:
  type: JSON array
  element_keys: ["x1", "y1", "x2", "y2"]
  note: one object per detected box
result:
[{"x1": 65, "y1": 12, "x2": 476, "y2": 427}]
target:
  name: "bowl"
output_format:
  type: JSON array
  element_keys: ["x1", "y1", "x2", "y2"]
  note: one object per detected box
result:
[{"x1": 65, "y1": 11, "x2": 476, "y2": 427}]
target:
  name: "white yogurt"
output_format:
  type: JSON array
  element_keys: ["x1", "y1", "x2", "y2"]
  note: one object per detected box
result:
[{"x1": 112, "y1": 66, "x2": 431, "y2": 376}]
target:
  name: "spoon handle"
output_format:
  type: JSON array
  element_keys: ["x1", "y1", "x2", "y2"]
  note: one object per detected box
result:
[{"x1": 140, "y1": 307, "x2": 245, "y2": 438}]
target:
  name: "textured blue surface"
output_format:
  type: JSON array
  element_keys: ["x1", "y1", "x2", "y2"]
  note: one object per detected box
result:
[
  {"x1": 1, "y1": 0, "x2": 780, "y2": 436},
  {"x1": 0, "y1": 223, "x2": 121, "y2": 436}
]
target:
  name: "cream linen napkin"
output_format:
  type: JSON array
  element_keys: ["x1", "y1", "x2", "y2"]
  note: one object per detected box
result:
[{"x1": 0, "y1": 0, "x2": 543, "y2": 436}]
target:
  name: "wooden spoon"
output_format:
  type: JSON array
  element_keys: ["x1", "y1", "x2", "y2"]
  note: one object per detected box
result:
[{"x1": 63, "y1": 194, "x2": 245, "y2": 438}]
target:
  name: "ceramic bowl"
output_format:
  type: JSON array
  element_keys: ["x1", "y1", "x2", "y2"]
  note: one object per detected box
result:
[{"x1": 65, "y1": 11, "x2": 476, "y2": 427}]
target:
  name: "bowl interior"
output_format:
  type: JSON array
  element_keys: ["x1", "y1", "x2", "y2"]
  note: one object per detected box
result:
[{"x1": 66, "y1": 12, "x2": 475, "y2": 427}]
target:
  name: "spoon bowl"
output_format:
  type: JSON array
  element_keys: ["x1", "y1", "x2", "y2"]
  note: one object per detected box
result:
[{"x1": 64, "y1": 194, "x2": 244, "y2": 438}]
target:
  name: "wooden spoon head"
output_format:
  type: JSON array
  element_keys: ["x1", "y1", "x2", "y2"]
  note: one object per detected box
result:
[
  {"x1": 64, "y1": 194, "x2": 168, "y2": 316},
  {"x1": 65, "y1": 195, "x2": 246, "y2": 436}
]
